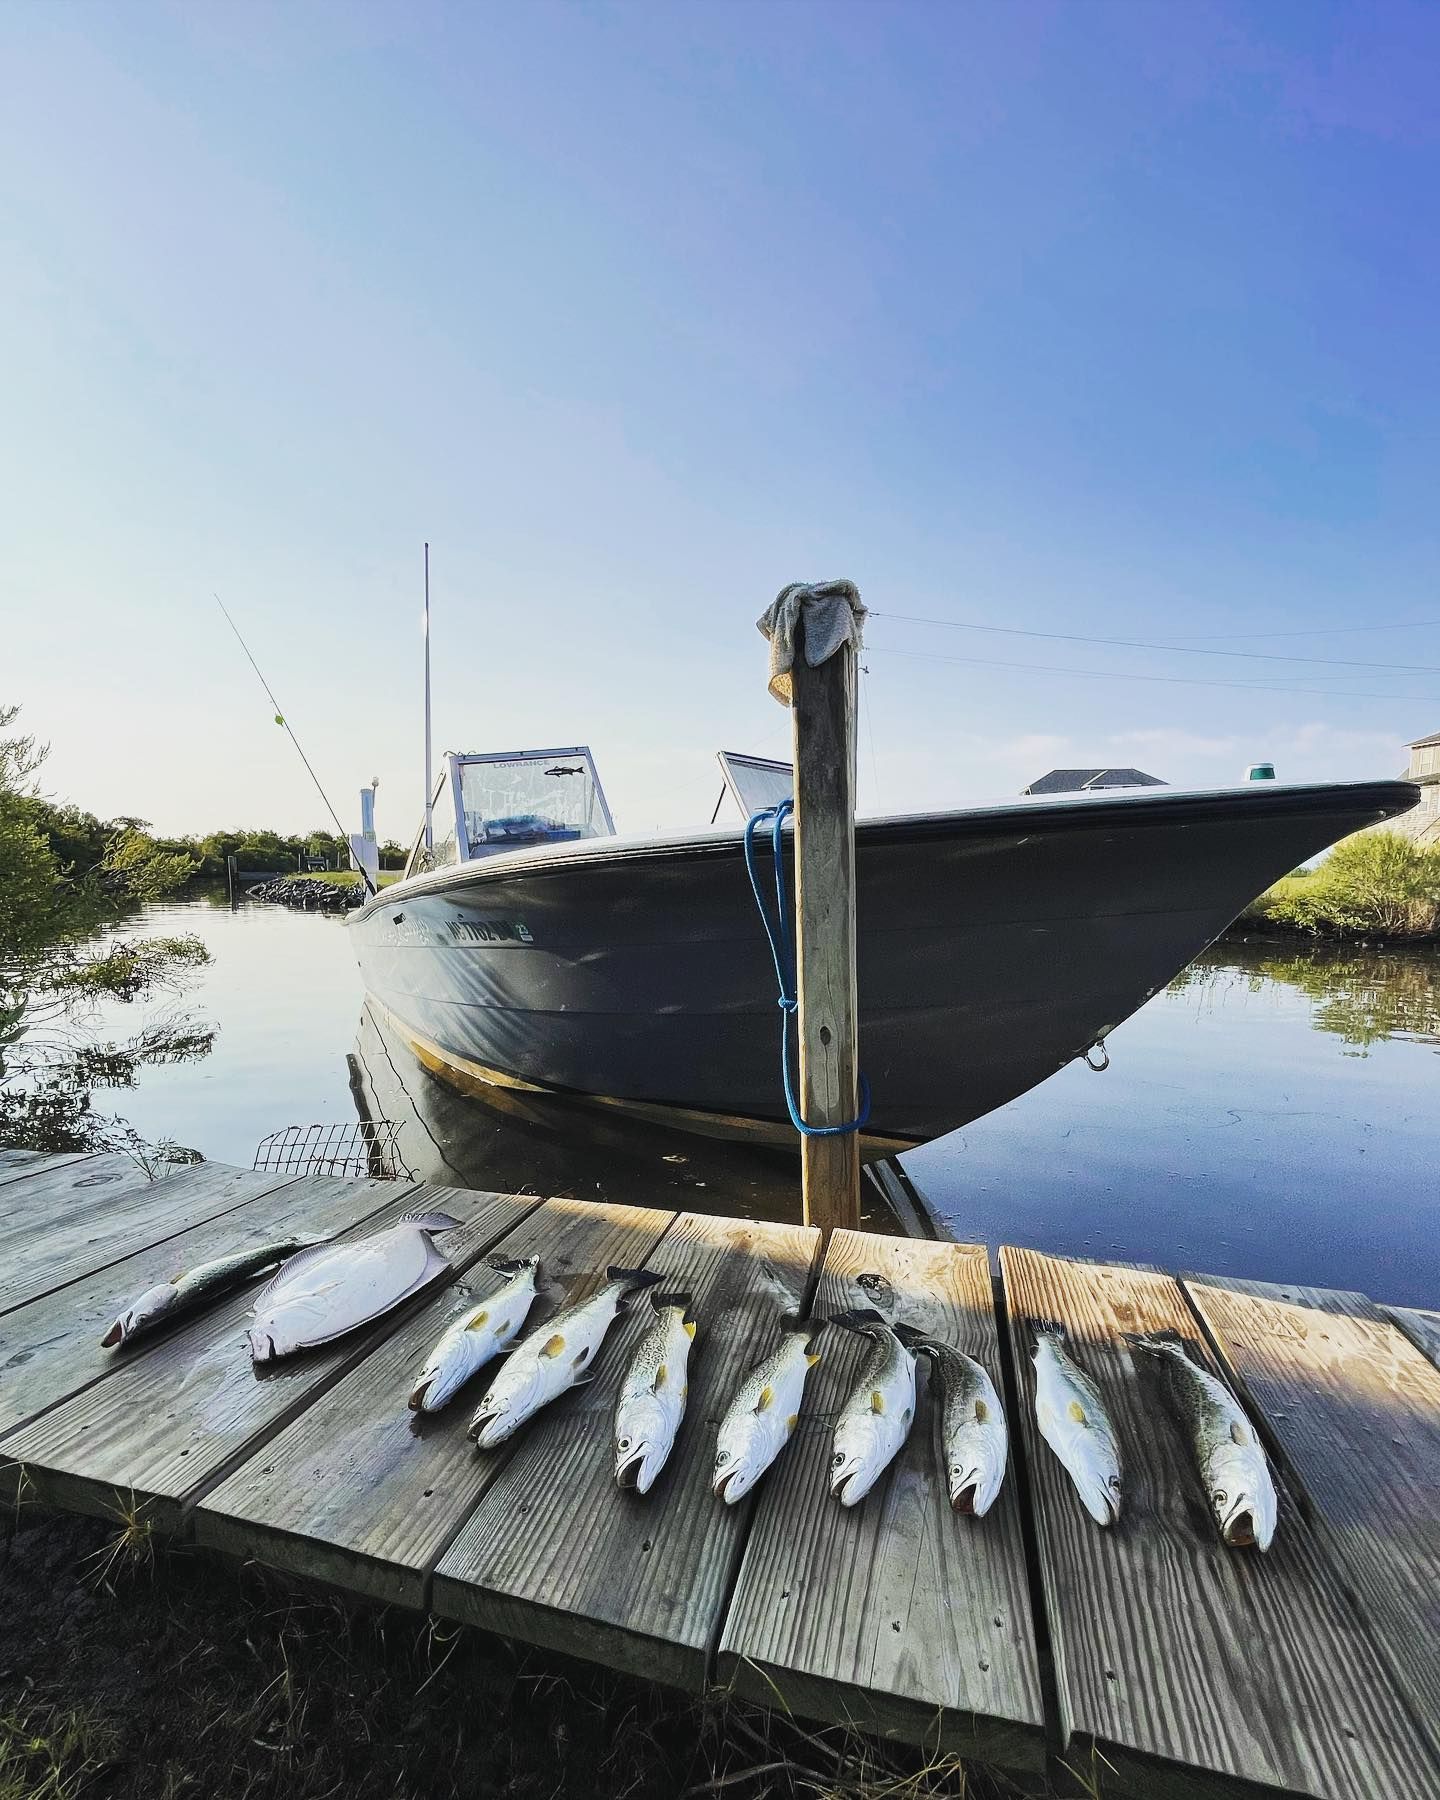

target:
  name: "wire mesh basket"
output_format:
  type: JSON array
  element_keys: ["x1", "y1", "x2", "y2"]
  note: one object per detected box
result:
[{"x1": 252, "y1": 1120, "x2": 411, "y2": 1181}]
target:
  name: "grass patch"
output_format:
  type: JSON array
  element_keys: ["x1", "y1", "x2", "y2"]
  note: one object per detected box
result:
[
  {"x1": 1242, "y1": 832, "x2": 1440, "y2": 942},
  {"x1": 291, "y1": 870, "x2": 402, "y2": 889},
  {"x1": 0, "y1": 1511, "x2": 1058, "y2": 1800}
]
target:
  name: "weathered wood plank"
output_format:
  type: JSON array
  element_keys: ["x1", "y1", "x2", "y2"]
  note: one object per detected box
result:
[
  {"x1": 0, "y1": 1154, "x2": 161, "y2": 1243},
  {"x1": 195, "y1": 1198, "x2": 677, "y2": 1609},
  {"x1": 791, "y1": 618, "x2": 862, "y2": 1231},
  {"x1": 0, "y1": 1183, "x2": 541, "y2": 1531},
  {"x1": 431, "y1": 1212, "x2": 819, "y2": 1687},
  {"x1": 1381, "y1": 1304, "x2": 1440, "y2": 1372},
  {"x1": 1185, "y1": 1273, "x2": 1440, "y2": 1764},
  {"x1": 717, "y1": 1231, "x2": 1044, "y2": 1770},
  {"x1": 0, "y1": 1160, "x2": 299, "y2": 1316},
  {"x1": 0, "y1": 1173, "x2": 414, "y2": 1441},
  {"x1": 1003, "y1": 1248, "x2": 1439, "y2": 1800},
  {"x1": 0, "y1": 1151, "x2": 90, "y2": 1188}
]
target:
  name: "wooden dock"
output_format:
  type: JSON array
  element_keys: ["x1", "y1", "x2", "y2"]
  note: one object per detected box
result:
[{"x1": 2, "y1": 1152, "x2": 1439, "y2": 1800}]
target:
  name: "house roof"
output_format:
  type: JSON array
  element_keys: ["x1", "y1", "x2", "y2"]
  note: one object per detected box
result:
[
  {"x1": 1409, "y1": 731, "x2": 1440, "y2": 749},
  {"x1": 1023, "y1": 767, "x2": 1165, "y2": 796}
]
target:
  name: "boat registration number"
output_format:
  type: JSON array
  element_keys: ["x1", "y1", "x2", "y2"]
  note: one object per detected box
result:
[{"x1": 446, "y1": 918, "x2": 534, "y2": 945}]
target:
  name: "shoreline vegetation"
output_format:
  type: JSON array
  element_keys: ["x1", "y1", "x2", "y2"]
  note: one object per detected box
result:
[{"x1": 1235, "y1": 832, "x2": 1440, "y2": 946}]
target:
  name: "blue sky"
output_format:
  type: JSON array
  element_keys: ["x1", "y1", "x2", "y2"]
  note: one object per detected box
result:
[{"x1": 3, "y1": 1, "x2": 1438, "y2": 839}]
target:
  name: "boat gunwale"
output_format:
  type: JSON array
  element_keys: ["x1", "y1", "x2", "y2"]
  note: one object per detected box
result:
[{"x1": 350, "y1": 778, "x2": 1421, "y2": 919}]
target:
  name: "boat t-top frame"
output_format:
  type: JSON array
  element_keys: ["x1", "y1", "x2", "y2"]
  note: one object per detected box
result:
[{"x1": 404, "y1": 746, "x2": 616, "y2": 879}]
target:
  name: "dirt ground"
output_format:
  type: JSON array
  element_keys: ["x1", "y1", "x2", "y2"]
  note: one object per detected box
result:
[{"x1": 0, "y1": 1509, "x2": 1056, "y2": 1800}]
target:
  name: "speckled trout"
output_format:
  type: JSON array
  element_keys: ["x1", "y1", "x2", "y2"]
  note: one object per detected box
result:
[
  {"x1": 408, "y1": 1255, "x2": 541, "y2": 1413},
  {"x1": 614, "y1": 1290, "x2": 697, "y2": 1494},
  {"x1": 468, "y1": 1265, "x2": 662, "y2": 1448},
  {"x1": 712, "y1": 1315, "x2": 820, "y2": 1504},
  {"x1": 1032, "y1": 1321, "x2": 1123, "y2": 1526},
  {"x1": 827, "y1": 1309, "x2": 918, "y2": 1507},
  {"x1": 896, "y1": 1328, "x2": 1008, "y2": 1516},
  {"x1": 102, "y1": 1236, "x2": 327, "y2": 1348},
  {"x1": 1127, "y1": 1330, "x2": 1277, "y2": 1550}
]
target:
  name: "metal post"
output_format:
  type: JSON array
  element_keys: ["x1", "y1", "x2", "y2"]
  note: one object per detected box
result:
[
  {"x1": 423, "y1": 542, "x2": 434, "y2": 852},
  {"x1": 790, "y1": 614, "x2": 862, "y2": 1233}
]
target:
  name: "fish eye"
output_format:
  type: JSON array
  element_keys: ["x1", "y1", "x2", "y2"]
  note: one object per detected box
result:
[
  {"x1": 618, "y1": 1437, "x2": 631, "y2": 1452},
  {"x1": 1109, "y1": 1475, "x2": 1122, "y2": 1489},
  {"x1": 715, "y1": 1450, "x2": 730, "y2": 1466},
  {"x1": 1213, "y1": 1489, "x2": 1227, "y2": 1507},
  {"x1": 832, "y1": 1452, "x2": 845, "y2": 1470}
]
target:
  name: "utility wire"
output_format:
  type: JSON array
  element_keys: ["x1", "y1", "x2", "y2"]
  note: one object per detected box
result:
[
  {"x1": 867, "y1": 644, "x2": 1440, "y2": 704},
  {"x1": 1159, "y1": 619, "x2": 1440, "y2": 642},
  {"x1": 869, "y1": 612, "x2": 1440, "y2": 674},
  {"x1": 212, "y1": 593, "x2": 376, "y2": 897}
]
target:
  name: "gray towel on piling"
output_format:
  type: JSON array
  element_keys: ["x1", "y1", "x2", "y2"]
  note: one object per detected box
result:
[{"x1": 756, "y1": 580, "x2": 866, "y2": 706}]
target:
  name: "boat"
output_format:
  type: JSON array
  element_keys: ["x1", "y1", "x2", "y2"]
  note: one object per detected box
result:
[{"x1": 346, "y1": 744, "x2": 1419, "y2": 1153}]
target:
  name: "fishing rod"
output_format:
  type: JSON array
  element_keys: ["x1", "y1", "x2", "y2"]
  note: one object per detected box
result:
[{"x1": 212, "y1": 592, "x2": 378, "y2": 898}]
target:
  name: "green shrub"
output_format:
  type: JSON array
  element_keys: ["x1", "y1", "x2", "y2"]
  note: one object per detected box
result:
[{"x1": 1254, "y1": 831, "x2": 1440, "y2": 938}]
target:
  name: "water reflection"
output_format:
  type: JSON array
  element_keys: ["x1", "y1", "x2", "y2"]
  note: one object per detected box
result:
[
  {"x1": 1177, "y1": 938, "x2": 1440, "y2": 1053},
  {"x1": 350, "y1": 999, "x2": 905, "y2": 1234}
]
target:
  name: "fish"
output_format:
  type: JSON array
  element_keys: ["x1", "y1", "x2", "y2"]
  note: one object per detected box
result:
[
  {"x1": 1126, "y1": 1329, "x2": 1278, "y2": 1550},
  {"x1": 895, "y1": 1327, "x2": 1008, "y2": 1516},
  {"x1": 1032, "y1": 1321, "x2": 1123, "y2": 1525},
  {"x1": 613, "y1": 1290, "x2": 697, "y2": 1494},
  {"x1": 247, "y1": 1210, "x2": 463, "y2": 1363},
  {"x1": 468, "y1": 1265, "x2": 663, "y2": 1448},
  {"x1": 101, "y1": 1236, "x2": 327, "y2": 1348},
  {"x1": 407, "y1": 1254, "x2": 542, "y2": 1413},
  {"x1": 712, "y1": 1314, "x2": 821, "y2": 1504},
  {"x1": 827, "y1": 1308, "x2": 919, "y2": 1506}
]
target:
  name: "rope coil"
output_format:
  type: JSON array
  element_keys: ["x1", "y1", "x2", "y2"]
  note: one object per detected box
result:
[{"x1": 742, "y1": 801, "x2": 871, "y2": 1138}]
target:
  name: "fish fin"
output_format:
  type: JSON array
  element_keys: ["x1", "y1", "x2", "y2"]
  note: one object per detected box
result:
[
  {"x1": 1230, "y1": 1419, "x2": 1253, "y2": 1446},
  {"x1": 401, "y1": 1209, "x2": 463, "y2": 1233},
  {"x1": 890, "y1": 1322, "x2": 930, "y2": 1349},
  {"x1": 540, "y1": 1333, "x2": 566, "y2": 1359},
  {"x1": 871, "y1": 1390, "x2": 886, "y2": 1414},
  {"x1": 1032, "y1": 1318, "x2": 1068, "y2": 1346},
  {"x1": 680, "y1": 1383, "x2": 689, "y2": 1401},
  {"x1": 607, "y1": 1265, "x2": 663, "y2": 1292},
  {"x1": 974, "y1": 1398, "x2": 989, "y2": 1423},
  {"x1": 464, "y1": 1309, "x2": 491, "y2": 1332},
  {"x1": 755, "y1": 1384, "x2": 774, "y2": 1412},
  {"x1": 651, "y1": 1289, "x2": 691, "y2": 1315},
  {"x1": 786, "y1": 1412, "x2": 798, "y2": 1433},
  {"x1": 654, "y1": 1363, "x2": 668, "y2": 1389},
  {"x1": 252, "y1": 1238, "x2": 338, "y2": 1307},
  {"x1": 828, "y1": 1308, "x2": 887, "y2": 1336},
  {"x1": 1067, "y1": 1399, "x2": 1088, "y2": 1424},
  {"x1": 805, "y1": 1352, "x2": 821, "y2": 1368},
  {"x1": 683, "y1": 1319, "x2": 697, "y2": 1339},
  {"x1": 1123, "y1": 1328, "x2": 1186, "y2": 1357},
  {"x1": 573, "y1": 1347, "x2": 590, "y2": 1369},
  {"x1": 487, "y1": 1254, "x2": 538, "y2": 1276}
]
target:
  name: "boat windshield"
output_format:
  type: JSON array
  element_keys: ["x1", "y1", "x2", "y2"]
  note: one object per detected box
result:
[{"x1": 458, "y1": 749, "x2": 613, "y2": 856}]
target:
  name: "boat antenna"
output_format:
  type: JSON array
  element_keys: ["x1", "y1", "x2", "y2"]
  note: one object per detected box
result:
[
  {"x1": 211, "y1": 592, "x2": 377, "y2": 897},
  {"x1": 423, "y1": 542, "x2": 433, "y2": 853}
]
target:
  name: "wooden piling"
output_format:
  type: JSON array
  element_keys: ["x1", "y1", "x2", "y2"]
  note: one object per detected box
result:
[{"x1": 789, "y1": 614, "x2": 862, "y2": 1233}]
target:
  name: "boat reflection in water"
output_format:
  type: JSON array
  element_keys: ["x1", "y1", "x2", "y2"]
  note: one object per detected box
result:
[{"x1": 348, "y1": 999, "x2": 911, "y2": 1233}]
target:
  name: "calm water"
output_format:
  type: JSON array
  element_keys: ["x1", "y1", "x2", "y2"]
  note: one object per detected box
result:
[{"x1": 85, "y1": 898, "x2": 1440, "y2": 1305}]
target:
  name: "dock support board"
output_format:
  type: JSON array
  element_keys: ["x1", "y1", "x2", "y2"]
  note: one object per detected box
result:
[
  {"x1": 1001, "y1": 1248, "x2": 1440, "y2": 1800},
  {"x1": 717, "y1": 1230, "x2": 1045, "y2": 1770},
  {"x1": 196, "y1": 1198, "x2": 676, "y2": 1610}
]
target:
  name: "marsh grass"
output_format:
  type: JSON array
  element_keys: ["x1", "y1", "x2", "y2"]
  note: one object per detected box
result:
[{"x1": 0, "y1": 1511, "x2": 1068, "y2": 1800}]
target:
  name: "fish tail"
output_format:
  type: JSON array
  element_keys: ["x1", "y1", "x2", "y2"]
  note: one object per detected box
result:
[
  {"x1": 487, "y1": 1254, "x2": 538, "y2": 1276},
  {"x1": 402, "y1": 1210, "x2": 464, "y2": 1233},
  {"x1": 1123, "y1": 1328, "x2": 1186, "y2": 1358},
  {"x1": 607, "y1": 1265, "x2": 663, "y2": 1292},
  {"x1": 779, "y1": 1310, "x2": 823, "y2": 1355},
  {"x1": 889, "y1": 1321, "x2": 932, "y2": 1350},
  {"x1": 651, "y1": 1289, "x2": 692, "y2": 1316},
  {"x1": 1032, "y1": 1318, "x2": 1068, "y2": 1346},
  {"x1": 827, "y1": 1307, "x2": 887, "y2": 1336}
]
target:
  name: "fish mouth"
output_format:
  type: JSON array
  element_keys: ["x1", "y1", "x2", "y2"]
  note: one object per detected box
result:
[
  {"x1": 1218, "y1": 1492, "x2": 1271, "y2": 1549},
  {"x1": 829, "y1": 1462, "x2": 867, "y2": 1507},
  {"x1": 469, "y1": 1409, "x2": 505, "y2": 1447},
  {"x1": 712, "y1": 1466, "x2": 747, "y2": 1504},
  {"x1": 615, "y1": 1443, "x2": 652, "y2": 1491},
  {"x1": 100, "y1": 1317, "x2": 129, "y2": 1349},
  {"x1": 950, "y1": 1470, "x2": 981, "y2": 1515},
  {"x1": 408, "y1": 1379, "x2": 433, "y2": 1413},
  {"x1": 249, "y1": 1331, "x2": 277, "y2": 1363}
]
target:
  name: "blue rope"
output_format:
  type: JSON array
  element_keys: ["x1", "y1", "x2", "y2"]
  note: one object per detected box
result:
[{"x1": 742, "y1": 800, "x2": 872, "y2": 1138}]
